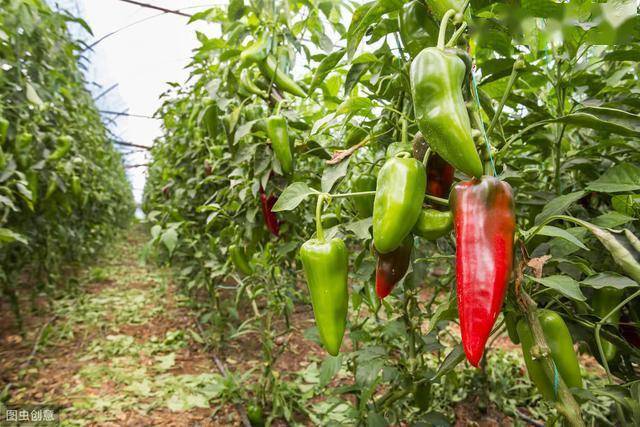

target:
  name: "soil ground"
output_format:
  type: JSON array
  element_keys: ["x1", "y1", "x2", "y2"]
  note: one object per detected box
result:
[{"x1": 0, "y1": 226, "x2": 604, "y2": 426}]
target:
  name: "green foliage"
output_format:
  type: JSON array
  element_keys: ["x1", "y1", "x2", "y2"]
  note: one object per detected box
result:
[
  {"x1": 0, "y1": 0, "x2": 134, "y2": 323},
  {"x1": 143, "y1": 0, "x2": 640, "y2": 424}
]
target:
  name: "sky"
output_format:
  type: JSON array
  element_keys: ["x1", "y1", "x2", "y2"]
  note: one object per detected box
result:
[{"x1": 58, "y1": 0, "x2": 219, "y2": 204}]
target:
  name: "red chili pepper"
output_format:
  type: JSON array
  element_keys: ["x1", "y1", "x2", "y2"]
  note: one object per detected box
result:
[
  {"x1": 259, "y1": 187, "x2": 280, "y2": 236},
  {"x1": 375, "y1": 237, "x2": 412, "y2": 299},
  {"x1": 427, "y1": 153, "x2": 455, "y2": 199},
  {"x1": 451, "y1": 176, "x2": 515, "y2": 367}
]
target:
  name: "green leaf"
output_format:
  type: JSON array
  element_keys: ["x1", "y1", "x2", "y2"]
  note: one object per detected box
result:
[
  {"x1": 346, "y1": 0, "x2": 403, "y2": 59},
  {"x1": 228, "y1": 0, "x2": 245, "y2": 20},
  {"x1": 612, "y1": 194, "x2": 640, "y2": 216},
  {"x1": 319, "y1": 354, "x2": 343, "y2": 387},
  {"x1": 433, "y1": 345, "x2": 465, "y2": 380},
  {"x1": 321, "y1": 157, "x2": 350, "y2": 192},
  {"x1": 343, "y1": 218, "x2": 372, "y2": 240},
  {"x1": 534, "y1": 191, "x2": 586, "y2": 224},
  {"x1": 155, "y1": 353, "x2": 176, "y2": 371},
  {"x1": 521, "y1": 0, "x2": 564, "y2": 19},
  {"x1": 528, "y1": 274, "x2": 586, "y2": 301},
  {"x1": 588, "y1": 163, "x2": 640, "y2": 193},
  {"x1": 344, "y1": 62, "x2": 370, "y2": 96},
  {"x1": 336, "y1": 97, "x2": 373, "y2": 116},
  {"x1": 310, "y1": 48, "x2": 346, "y2": 91},
  {"x1": 424, "y1": 292, "x2": 457, "y2": 336},
  {"x1": 581, "y1": 272, "x2": 638, "y2": 290},
  {"x1": 25, "y1": 82, "x2": 43, "y2": 107},
  {"x1": 537, "y1": 225, "x2": 588, "y2": 250},
  {"x1": 0, "y1": 228, "x2": 28, "y2": 245},
  {"x1": 161, "y1": 228, "x2": 178, "y2": 256},
  {"x1": 591, "y1": 211, "x2": 636, "y2": 228},
  {"x1": 556, "y1": 107, "x2": 640, "y2": 137},
  {"x1": 271, "y1": 182, "x2": 319, "y2": 212}
]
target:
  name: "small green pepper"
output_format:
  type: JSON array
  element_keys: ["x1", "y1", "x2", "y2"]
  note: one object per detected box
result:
[
  {"x1": 517, "y1": 310, "x2": 583, "y2": 401},
  {"x1": 229, "y1": 244, "x2": 253, "y2": 276},
  {"x1": 258, "y1": 56, "x2": 307, "y2": 98},
  {"x1": 266, "y1": 115, "x2": 294, "y2": 175},
  {"x1": 412, "y1": 208, "x2": 452, "y2": 240}
]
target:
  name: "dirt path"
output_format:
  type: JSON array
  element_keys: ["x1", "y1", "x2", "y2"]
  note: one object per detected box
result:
[{"x1": 0, "y1": 226, "x2": 240, "y2": 426}]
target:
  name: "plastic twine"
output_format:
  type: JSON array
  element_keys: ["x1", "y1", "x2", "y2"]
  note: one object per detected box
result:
[
  {"x1": 471, "y1": 71, "x2": 497, "y2": 177},
  {"x1": 553, "y1": 362, "x2": 560, "y2": 400}
]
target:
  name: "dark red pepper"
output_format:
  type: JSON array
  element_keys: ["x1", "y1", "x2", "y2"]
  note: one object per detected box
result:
[
  {"x1": 412, "y1": 132, "x2": 455, "y2": 200},
  {"x1": 427, "y1": 154, "x2": 455, "y2": 199},
  {"x1": 259, "y1": 187, "x2": 280, "y2": 236},
  {"x1": 375, "y1": 237, "x2": 412, "y2": 299},
  {"x1": 451, "y1": 176, "x2": 516, "y2": 367}
]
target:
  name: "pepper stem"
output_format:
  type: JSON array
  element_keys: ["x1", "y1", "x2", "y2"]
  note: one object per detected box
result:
[
  {"x1": 315, "y1": 194, "x2": 327, "y2": 242},
  {"x1": 422, "y1": 147, "x2": 431, "y2": 167},
  {"x1": 437, "y1": 9, "x2": 457, "y2": 50},
  {"x1": 274, "y1": 100, "x2": 283, "y2": 115}
]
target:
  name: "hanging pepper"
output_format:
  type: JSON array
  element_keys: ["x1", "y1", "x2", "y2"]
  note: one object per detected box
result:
[
  {"x1": 451, "y1": 176, "x2": 515, "y2": 366},
  {"x1": 0, "y1": 117, "x2": 9, "y2": 145},
  {"x1": 201, "y1": 101, "x2": 221, "y2": 140},
  {"x1": 229, "y1": 244, "x2": 254, "y2": 276},
  {"x1": 581, "y1": 222, "x2": 640, "y2": 283},
  {"x1": 240, "y1": 69, "x2": 267, "y2": 98},
  {"x1": 266, "y1": 115, "x2": 294, "y2": 175},
  {"x1": 410, "y1": 18, "x2": 483, "y2": 178},
  {"x1": 240, "y1": 32, "x2": 269, "y2": 65},
  {"x1": 504, "y1": 310, "x2": 521, "y2": 345},
  {"x1": 259, "y1": 187, "x2": 280, "y2": 237},
  {"x1": 48, "y1": 135, "x2": 72, "y2": 162},
  {"x1": 517, "y1": 310, "x2": 583, "y2": 401},
  {"x1": 412, "y1": 132, "x2": 455, "y2": 199},
  {"x1": 593, "y1": 287, "x2": 624, "y2": 362},
  {"x1": 351, "y1": 175, "x2": 376, "y2": 218},
  {"x1": 300, "y1": 196, "x2": 348, "y2": 355},
  {"x1": 258, "y1": 56, "x2": 307, "y2": 98},
  {"x1": 413, "y1": 208, "x2": 452, "y2": 240},
  {"x1": 71, "y1": 175, "x2": 82, "y2": 199},
  {"x1": 398, "y1": 0, "x2": 438, "y2": 58},
  {"x1": 373, "y1": 155, "x2": 426, "y2": 254},
  {"x1": 375, "y1": 237, "x2": 413, "y2": 299}
]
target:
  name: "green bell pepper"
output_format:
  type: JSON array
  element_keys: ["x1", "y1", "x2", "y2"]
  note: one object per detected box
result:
[
  {"x1": 410, "y1": 45, "x2": 482, "y2": 178},
  {"x1": 413, "y1": 208, "x2": 452, "y2": 240},
  {"x1": 266, "y1": 115, "x2": 294, "y2": 175},
  {"x1": 300, "y1": 237, "x2": 349, "y2": 356},
  {"x1": 373, "y1": 155, "x2": 426, "y2": 254},
  {"x1": 517, "y1": 310, "x2": 583, "y2": 401},
  {"x1": 229, "y1": 244, "x2": 253, "y2": 276}
]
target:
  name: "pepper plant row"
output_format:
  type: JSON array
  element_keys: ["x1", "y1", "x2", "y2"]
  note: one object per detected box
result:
[
  {"x1": 143, "y1": 0, "x2": 640, "y2": 424},
  {"x1": 0, "y1": 0, "x2": 134, "y2": 327}
]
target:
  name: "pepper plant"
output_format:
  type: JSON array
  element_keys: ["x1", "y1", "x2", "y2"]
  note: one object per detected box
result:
[{"x1": 0, "y1": 0, "x2": 134, "y2": 328}]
